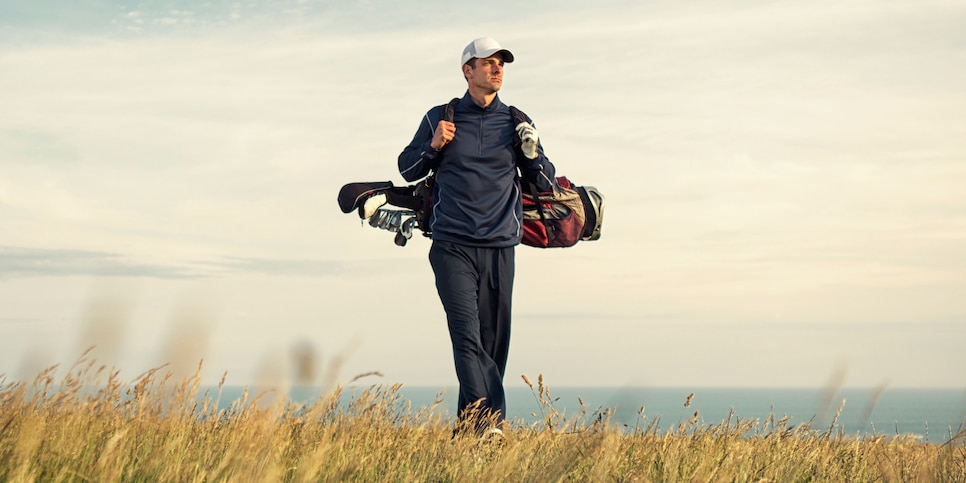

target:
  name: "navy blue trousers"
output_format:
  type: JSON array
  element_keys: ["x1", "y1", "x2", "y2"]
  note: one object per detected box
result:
[{"x1": 429, "y1": 240, "x2": 514, "y2": 429}]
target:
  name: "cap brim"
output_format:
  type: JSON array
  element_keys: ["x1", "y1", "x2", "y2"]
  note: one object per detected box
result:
[
  {"x1": 472, "y1": 48, "x2": 514, "y2": 63},
  {"x1": 491, "y1": 49, "x2": 514, "y2": 63}
]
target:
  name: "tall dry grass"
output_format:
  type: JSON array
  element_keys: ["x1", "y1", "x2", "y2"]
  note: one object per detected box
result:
[{"x1": 2, "y1": 353, "x2": 965, "y2": 482}]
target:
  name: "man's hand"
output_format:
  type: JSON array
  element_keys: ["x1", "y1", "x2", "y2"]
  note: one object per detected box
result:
[
  {"x1": 431, "y1": 121, "x2": 456, "y2": 150},
  {"x1": 516, "y1": 122, "x2": 539, "y2": 159}
]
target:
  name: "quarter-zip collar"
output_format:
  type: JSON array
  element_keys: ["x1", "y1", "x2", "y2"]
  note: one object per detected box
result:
[{"x1": 461, "y1": 91, "x2": 505, "y2": 114}]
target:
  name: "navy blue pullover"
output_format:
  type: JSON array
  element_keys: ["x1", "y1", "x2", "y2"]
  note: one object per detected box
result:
[{"x1": 398, "y1": 93, "x2": 557, "y2": 247}]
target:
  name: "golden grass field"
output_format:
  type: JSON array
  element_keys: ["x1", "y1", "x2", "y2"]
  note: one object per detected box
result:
[{"x1": 2, "y1": 353, "x2": 965, "y2": 482}]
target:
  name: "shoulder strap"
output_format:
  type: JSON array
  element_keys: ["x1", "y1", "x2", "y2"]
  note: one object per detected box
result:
[
  {"x1": 423, "y1": 98, "x2": 461, "y2": 178},
  {"x1": 508, "y1": 105, "x2": 532, "y2": 150},
  {"x1": 442, "y1": 97, "x2": 460, "y2": 123},
  {"x1": 508, "y1": 105, "x2": 529, "y2": 126}
]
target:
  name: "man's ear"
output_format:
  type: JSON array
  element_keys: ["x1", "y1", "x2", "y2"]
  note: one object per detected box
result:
[{"x1": 462, "y1": 61, "x2": 474, "y2": 80}]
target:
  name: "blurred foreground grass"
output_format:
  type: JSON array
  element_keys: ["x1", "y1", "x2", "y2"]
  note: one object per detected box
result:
[{"x1": 2, "y1": 355, "x2": 965, "y2": 482}]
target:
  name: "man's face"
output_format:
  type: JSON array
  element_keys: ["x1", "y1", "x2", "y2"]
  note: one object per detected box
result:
[{"x1": 464, "y1": 56, "x2": 505, "y2": 94}]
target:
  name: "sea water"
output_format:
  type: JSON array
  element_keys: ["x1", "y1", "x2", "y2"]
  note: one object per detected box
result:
[{"x1": 213, "y1": 385, "x2": 966, "y2": 443}]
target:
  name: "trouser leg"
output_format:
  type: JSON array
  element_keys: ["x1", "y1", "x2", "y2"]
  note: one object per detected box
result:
[
  {"x1": 478, "y1": 245, "x2": 514, "y2": 380},
  {"x1": 429, "y1": 241, "x2": 514, "y2": 430}
]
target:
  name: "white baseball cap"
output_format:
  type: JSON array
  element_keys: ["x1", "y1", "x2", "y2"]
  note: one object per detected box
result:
[{"x1": 461, "y1": 37, "x2": 514, "y2": 66}]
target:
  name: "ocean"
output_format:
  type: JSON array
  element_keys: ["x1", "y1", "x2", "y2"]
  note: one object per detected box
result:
[{"x1": 213, "y1": 385, "x2": 966, "y2": 444}]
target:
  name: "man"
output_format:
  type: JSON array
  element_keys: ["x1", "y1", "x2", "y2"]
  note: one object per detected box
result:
[{"x1": 398, "y1": 37, "x2": 557, "y2": 434}]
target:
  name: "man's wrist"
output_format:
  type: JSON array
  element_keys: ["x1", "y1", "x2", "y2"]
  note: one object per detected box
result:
[{"x1": 423, "y1": 141, "x2": 440, "y2": 157}]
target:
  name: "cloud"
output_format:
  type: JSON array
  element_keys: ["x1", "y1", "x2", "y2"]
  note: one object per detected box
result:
[
  {"x1": 198, "y1": 256, "x2": 345, "y2": 277},
  {"x1": 0, "y1": 246, "x2": 199, "y2": 279},
  {"x1": 0, "y1": 246, "x2": 404, "y2": 279}
]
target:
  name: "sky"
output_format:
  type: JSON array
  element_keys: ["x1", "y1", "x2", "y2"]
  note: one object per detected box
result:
[{"x1": 2, "y1": 0, "x2": 965, "y2": 390}]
